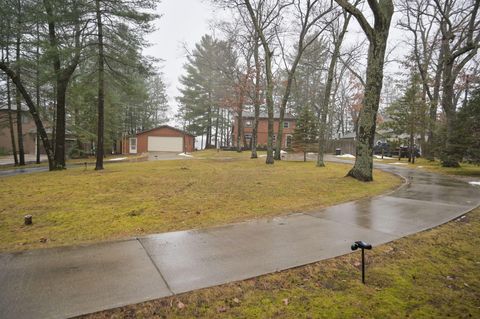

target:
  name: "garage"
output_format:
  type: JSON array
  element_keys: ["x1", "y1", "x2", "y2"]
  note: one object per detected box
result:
[
  {"x1": 123, "y1": 125, "x2": 195, "y2": 154},
  {"x1": 147, "y1": 136, "x2": 183, "y2": 152}
]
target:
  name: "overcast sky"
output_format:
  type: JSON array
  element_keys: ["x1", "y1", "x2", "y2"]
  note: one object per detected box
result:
[
  {"x1": 144, "y1": 0, "x2": 222, "y2": 121},
  {"x1": 144, "y1": 1, "x2": 407, "y2": 123}
]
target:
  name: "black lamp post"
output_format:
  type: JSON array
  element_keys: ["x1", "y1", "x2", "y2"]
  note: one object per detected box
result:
[{"x1": 351, "y1": 240, "x2": 372, "y2": 284}]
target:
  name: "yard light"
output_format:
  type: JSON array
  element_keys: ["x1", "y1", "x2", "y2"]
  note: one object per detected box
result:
[{"x1": 351, "y1": 240, "x2": 372, "y2": 284}]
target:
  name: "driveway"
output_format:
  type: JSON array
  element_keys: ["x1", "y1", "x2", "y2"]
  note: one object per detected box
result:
[
  {"x1": 0, "y1": 154, "x2": 48, "y2": 166},
  {"x1": 0, "y1": 162, "x2": 479, "y2": 319}
]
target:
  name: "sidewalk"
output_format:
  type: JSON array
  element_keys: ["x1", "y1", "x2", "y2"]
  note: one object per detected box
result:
[{"x1": 1, "y1": 164, "x2": 479, "y2": 319}]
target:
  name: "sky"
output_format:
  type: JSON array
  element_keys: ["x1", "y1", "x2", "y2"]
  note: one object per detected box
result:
[
  {"x1": 144, "y1": 1, "x2": 408, "y2": 124},
  {"x1": 144, "y1": 0, "x2": 221, "y2": 122}
]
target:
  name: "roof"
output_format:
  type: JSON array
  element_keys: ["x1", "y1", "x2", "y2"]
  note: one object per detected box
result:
[
  {"x1": 241, "y1": 111, "x2": 296, "y2": 120},
  {"x1": 136, "y1": 125, "x2": 196, "y2": 137}
]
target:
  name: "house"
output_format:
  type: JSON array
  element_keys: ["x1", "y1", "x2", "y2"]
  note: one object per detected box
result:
[
  {"x1": 232, "y1": 111, "x2": 296, "y2": 149},
  {"x1": 0, "y1": 106, "x2": 40, "y2": 156},
  {"x1": 122, "y1": 125, "x2": 195, "y2": 154}
]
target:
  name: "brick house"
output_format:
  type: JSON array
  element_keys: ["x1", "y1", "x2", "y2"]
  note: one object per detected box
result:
[
  {"x1": 0, "y1": 107, "x2": 41, "y2": 155},
  {"x1": 232, "y1": 111, "x2": 296, "y2": 149},
  {"x1": 122, "y1": 125, "x2": 195, "y2": 154}
]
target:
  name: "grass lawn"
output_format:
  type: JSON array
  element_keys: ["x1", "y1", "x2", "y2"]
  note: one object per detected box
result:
[
  {"x1": 0, "y1": 154, "x2": 145, "y2": 171},
  {"x1": 0, "y1": 150, "x2": 400, "y2": 252},
  {"x1": 375, "y1": 157, "x2": 480, "y2": 177},
  {"x1": 81, "y1": 206, "x2": 480, "y2": 319}
]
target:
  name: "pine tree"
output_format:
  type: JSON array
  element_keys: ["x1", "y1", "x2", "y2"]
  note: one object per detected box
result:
[{"x1": 292, "y1": 106, "x2": 318, "y2": 162}]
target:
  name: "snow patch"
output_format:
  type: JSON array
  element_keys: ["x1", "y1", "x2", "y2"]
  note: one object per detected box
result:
[
  {"x1": 391, "y1": 162, "x2": 407, "y2": 165},
  {"x1": 178, "y1": 153, "x2": 193, "y2": 158},
  {"x1": 469, "y1": 181, "x2": 480, "y2": 186},
  {"x1": 259, "y1": 154, "x2": 267, "y2": 158},
  {"x1": 107, "y1": 157, "x2": 127, "y2": 162},
  {"x1": 374, "y1": 155, "x2": 394, "y2": 159},
  {"x1": 336, "y1": 154, "x2": 355, "y2": 158}
]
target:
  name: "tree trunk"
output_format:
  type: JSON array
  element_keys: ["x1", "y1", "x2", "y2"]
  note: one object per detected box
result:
[
  {"x1": 347, "y1": 35, "x2": 389, "y2": 181},
  {"x1": 264, "y1": 50, "x2": 275, "y2": 164},
  {"x1": 44, "y1": 0, "x2": 81, "y2": 169},
  {"x1": 15, "y1": 30, "x2": 25, "y2": 166},
  {"x1": 4, "y1": 38, "x2": 18, "y2": 165},
  {"x1": 236, "y1": 109, "x2": 243, "y2": 152},
  {"x1": 214, "y1": 106, "x2": 219, "y2": 148},
  {"x1": 95, "y1": 0, "x2": 105, "y2": 170},
  {"x1": 36, "y1": 21, "x2": 41, "y2": 164},
  {"x1": 251, "y1": 35, "x2": 261, "y2": 159},
  {"x1": 317, "y1": 14, "x2": 351, "y2": 167},
  {"x1": 0, "y1": 62, "x2": 55, "y2": 169}
]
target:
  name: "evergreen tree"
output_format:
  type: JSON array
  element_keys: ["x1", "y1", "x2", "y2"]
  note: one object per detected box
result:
[
  {"x1": 457, "y1": 88, "x2": 480, "y2": 164},
  {"x1": 292, "y1": 106, "x2": 318, "y2": 162}
]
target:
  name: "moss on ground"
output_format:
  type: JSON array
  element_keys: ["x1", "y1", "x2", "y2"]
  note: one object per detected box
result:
[
  {"x1": 81, "y1": 207, "x2": 480, "y2": 319},
  {"x1": 0, "y1": 150, "x2": 400, "y2": 252}
]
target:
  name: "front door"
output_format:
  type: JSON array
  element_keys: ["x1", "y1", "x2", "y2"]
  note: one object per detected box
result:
[{"x1": 129, "y1": 138, "x2": 137, "y2": 154}]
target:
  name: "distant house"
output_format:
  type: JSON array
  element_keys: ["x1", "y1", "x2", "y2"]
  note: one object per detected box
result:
[
  {"x1": 122, "y1": 125, "x2": 195, "y2": 154},
  {"x1": 0, "y1": 106, "x2": 41, "y2": 156},
  {"x1": 232, "y1": 111, "x2": 296, "y2": 149}
]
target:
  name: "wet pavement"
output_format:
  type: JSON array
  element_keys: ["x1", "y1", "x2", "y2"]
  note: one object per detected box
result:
[{"x1": 0, "y1": 163, "x2": 479, "y2": 318}]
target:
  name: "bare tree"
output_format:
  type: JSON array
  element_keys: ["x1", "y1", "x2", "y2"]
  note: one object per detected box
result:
[
  {"x1": 335, "y1": 0, "x2": 394, "y2": 181},
  {"x1": 317, "y1": 7, "x2": 353, "y2": 167},
  {"x1": 398, "y1": 0, "x2": 444, "y2": 161},
  {"x1": 274, "y1": 0, "x2": 333, "y2": 160},
  {"x1": 243, "y1": 0, "x2": 292, "y2": 164}
]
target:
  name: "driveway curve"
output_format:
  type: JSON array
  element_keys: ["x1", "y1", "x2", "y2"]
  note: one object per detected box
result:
[{"x1": 1, "y1": 163, "x2": 479, "y2": 319}]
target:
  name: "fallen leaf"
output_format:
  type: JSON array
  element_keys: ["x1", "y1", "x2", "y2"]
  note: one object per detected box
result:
[
  {"x1": 217, "y1": 306, "x2": 228, "y2": 313},
  {"x1": 233, "y1": 297, "x2": 240, "y2": 304},
  {"x1": 39, "y1": 237, "x2": 47, "y2": 243},
  {"x1": 177, "y1": 301, "x2": 185, "y2": 309},
  {"x1": 282, "y1": 298, "x2": 289, "y2": 306}
]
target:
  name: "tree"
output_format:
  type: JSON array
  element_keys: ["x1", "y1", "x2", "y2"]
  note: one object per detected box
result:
[
  {"x1": 398, "y1": 0, "x2": 444, "y2": 161},
  {"x1": 292, "y1": 106, "x2": 318, "y2": 161},
  {"x1": 273, "y1": 0, "x2": 333, "y2": 161},
  {"x1": 335, "y1": 0, "x2": 394, "y2": 181},
  {"x1": 317, "y1": 7, "x2": 353, "y2": 167},
  {"x1": 433, "y1": 0, "x2": 480, "y2": 167},
  {"x1": 243, "y1": 0, "x2": 291, "y2": 164},
  {"x1": 383, "y1": 72, "x2": 427, "y2": 164},
  {"x1": 456, "y1": 88, "x2": 480, "y2": 164}
]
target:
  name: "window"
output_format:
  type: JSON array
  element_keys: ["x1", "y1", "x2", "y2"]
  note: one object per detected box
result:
[
  {"x1": 286, "y1": 135, "x2": 293, "y2": 148},
  {"x1": 245, "y1": 120, "x2": 253, "y2": 128},
  {"x1": 245, "y1": 133, "x2": 252, "y2": 148},
  {"x1": 283, "y1": 121, "x2": 289, "y2": 128},
  {"x1": 21, "y1": 113, "x2": 30, "y2": 124}
]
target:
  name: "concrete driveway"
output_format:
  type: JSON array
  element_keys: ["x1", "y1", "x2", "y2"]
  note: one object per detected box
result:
[{"x1": 0, "y1": 164, "x2": 479, "y2": 319}]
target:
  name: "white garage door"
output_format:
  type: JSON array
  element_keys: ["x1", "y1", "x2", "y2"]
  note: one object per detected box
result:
[{"x1": 147, "y1": 136, "x2": 183, "y2": 152}]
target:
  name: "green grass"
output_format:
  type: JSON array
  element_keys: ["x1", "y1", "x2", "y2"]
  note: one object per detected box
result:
[
  {"x1": 376, "y1": 157, "x2": 480, "y2": 177},
  {"x1": 81, "y1": 206, "x2": 480, "y2": 319},
  {"x1": 0, "y1": 150, "x2": 400, "y2": 252}
]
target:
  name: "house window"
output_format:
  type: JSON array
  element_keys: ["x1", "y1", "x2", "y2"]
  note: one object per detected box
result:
[
  {"x1": 244, "y1": 120, "x2": 252, "y2": 128},
  {"x1": 286, "y1": 135, "x2": 293, "y2": 148},
  {"x1": 283, "y1": 121, "x2": 289, "y2": 128},
  {"x1": 21, "y1": 113, "x2": 30, "y2": 124},
  {"x1": 245, "y1": 133, "x2": 252, "y2": 147},
  {"x1": 129, "y1": 138, "x2": 137, "y2": 154}
]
